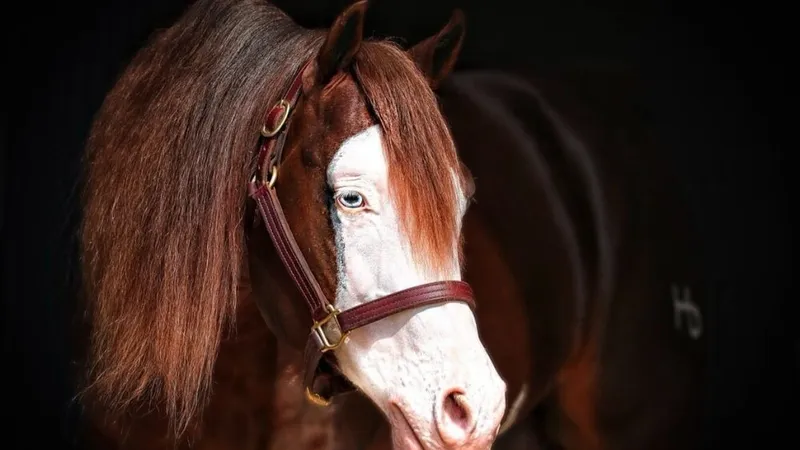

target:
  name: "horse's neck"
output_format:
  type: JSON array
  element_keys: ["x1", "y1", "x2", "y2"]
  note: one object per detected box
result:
[
  {"x1": 436, "y1": 72, "x2": 624, "y2": 437},
  {"x1": 442, "y1": 70, "x2": 600, "y2": 350}
]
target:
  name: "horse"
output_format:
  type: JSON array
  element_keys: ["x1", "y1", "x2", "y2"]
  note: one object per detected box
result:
[
  {"x1": 75, "y1": 0, "x2": 706, "y2": 449},
  {"x1": 78, "y1": 0, "x2": 507, "y2": 449}
]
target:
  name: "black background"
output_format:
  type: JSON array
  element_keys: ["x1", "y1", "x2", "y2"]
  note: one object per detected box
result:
[{"x1": 2, "y1": 0, "x2": 794, "y2": 449}]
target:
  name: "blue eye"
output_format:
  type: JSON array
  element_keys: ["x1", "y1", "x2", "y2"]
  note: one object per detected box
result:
[{"x1": 336, "y1": 191, "x2": 365, "y2": 209}]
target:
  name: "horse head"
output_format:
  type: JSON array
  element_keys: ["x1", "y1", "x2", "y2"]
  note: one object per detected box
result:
[{"x1": 247, "y1": 2, "x2": 505, "y2": 448}]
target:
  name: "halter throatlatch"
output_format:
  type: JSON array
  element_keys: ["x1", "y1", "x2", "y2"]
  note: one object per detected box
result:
[{"x1": 248, "y1": 60, "x2": 476, "y2": 406}]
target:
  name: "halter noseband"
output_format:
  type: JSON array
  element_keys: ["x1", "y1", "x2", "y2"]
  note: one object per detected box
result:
[{"x1": 248, "y1": 60, "x2": 476, "y2": 406}]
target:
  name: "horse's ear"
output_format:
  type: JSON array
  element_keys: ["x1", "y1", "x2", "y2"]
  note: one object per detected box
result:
[
  {"x1": 317, "y1": 0, "x2": 368, "y2": 85},
  {"x1": 408, "y1": 9, "x2": 466, "y2": 89}
]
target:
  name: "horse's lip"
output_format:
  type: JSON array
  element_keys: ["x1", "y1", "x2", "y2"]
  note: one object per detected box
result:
[{"x1": 390, "y1": 403, "x2": 425, "y2": 450}]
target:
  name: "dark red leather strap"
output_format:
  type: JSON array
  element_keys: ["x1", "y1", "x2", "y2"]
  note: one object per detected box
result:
[
  {"x1": 251, "y1": 60, "x2": 333, "y2": 324},
  {"x1": 249, "y1": 59, "x2": 477, "y2": 407},
  {"x1": 255, "y1": 60, "x2": 309, "y2": 184},
  {"x1": 251, "y1": 182, "x2": 331, "y2": 322},
  {"x1": 338, "y1": 281, "x2": 474, "y2": 332}
]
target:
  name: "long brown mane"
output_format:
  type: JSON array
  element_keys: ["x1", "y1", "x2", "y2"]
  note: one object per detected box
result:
[{"x1": 79, "y1": 0, "x2": 323, "y2": 433}]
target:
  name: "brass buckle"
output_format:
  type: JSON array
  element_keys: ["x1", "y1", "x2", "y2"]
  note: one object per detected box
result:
[
  {"x1": 311, "y1": 304, "x2": 350, "y2": 353},
  {"x1": 305, "y1": 387, "x2": 332, "y2": 407},
  {"x1": 260, "y1": 99, "x2": 291, "y2": 138},
  {"x1": 249, "y1": 164, "x2": 279, "y2": 189}
]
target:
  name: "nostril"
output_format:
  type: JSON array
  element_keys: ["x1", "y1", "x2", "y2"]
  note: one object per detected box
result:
[
  {"x1": 444, "y1": 392, "x2": 470, "y2": 429},
  {"x1": 436, "y1": 390, "x2": 476, "y2": 445}
]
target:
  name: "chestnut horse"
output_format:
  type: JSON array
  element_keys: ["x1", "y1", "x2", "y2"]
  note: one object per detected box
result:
[
  {"x1": 79, "y1": 0, "x2": 505, "y2": 449},
  {"x1": 76, "y1": 0, "x2": 705, "y2": 449}
]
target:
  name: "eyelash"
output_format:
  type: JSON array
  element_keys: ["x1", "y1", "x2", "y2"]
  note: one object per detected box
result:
[{"x1": 334, "y1": 190, "x2": 366, "y2": 210}]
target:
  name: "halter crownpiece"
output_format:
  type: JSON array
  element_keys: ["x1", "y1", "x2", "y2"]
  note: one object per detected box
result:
[{"x1": 248, "y1": 60, "x2": 477, "y2": 406}]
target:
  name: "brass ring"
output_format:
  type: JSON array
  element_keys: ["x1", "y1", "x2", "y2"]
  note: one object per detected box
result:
[
  {"x1": 267, "y1": 165, "x2": 278, "y2": 189},
  {"x1": 260, "y1": 99, "x2": 291, "y2": 138},
  {"x1": 305, "y1": 387, "x2": 332, "y2": 407}
]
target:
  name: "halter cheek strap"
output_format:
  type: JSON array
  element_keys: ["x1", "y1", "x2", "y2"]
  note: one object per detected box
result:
[{"x1": 248, "y1": 60, "x2": 476, "y2": 406}]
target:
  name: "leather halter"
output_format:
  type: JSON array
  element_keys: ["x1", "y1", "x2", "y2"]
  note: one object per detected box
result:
[{"x1": 248, "y1": 60, "x2": 477, "y2": 406}]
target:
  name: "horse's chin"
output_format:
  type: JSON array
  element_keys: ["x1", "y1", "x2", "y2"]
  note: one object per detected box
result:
[{"x1": 389, "y1": 404, "x2": 426, "y2": 450}]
